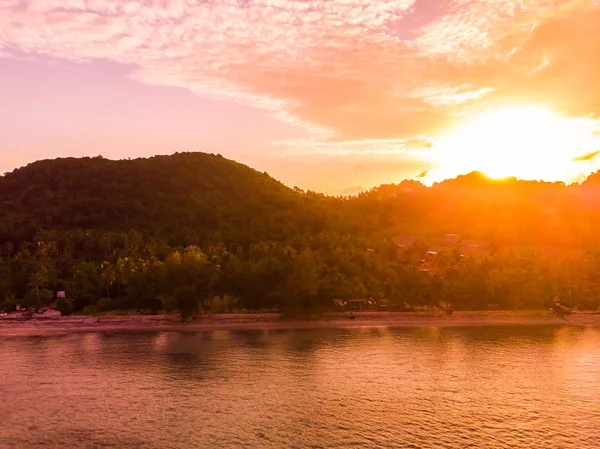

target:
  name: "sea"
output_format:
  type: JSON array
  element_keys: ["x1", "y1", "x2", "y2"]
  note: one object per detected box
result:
[{"x1": 1, "y1": 325, "x2": 599, "y2": 448}]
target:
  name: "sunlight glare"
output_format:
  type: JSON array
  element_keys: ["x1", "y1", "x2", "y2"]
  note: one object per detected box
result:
[{"x1": 425, "y1": 105, "x2": 600, "y2": 183}]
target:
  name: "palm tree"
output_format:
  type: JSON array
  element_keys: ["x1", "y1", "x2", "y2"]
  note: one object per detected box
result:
[
  {"x1": 28, "y1": 266, "x2": 49, "y2": 308},
  {"x1": 99, "y1": 261, "x2": 116, "y2": 298}
]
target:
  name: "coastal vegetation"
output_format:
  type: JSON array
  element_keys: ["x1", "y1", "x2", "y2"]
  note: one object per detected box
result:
[{"x1": 1, "y1": 152, "x2": 600, "y2": 316}]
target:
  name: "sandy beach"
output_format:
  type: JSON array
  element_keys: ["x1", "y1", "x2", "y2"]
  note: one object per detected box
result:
[{"x1": 1, "y1": 310, "x2": 600, "y2": 336}]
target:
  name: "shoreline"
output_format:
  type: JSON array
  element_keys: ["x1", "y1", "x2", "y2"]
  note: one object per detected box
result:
[{"x1": 2, "y1": 311, "x2": 600, "y2": 336}]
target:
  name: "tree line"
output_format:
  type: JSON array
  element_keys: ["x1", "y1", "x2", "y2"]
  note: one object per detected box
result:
[
  {"x1": 1, "y1": 229, "x2": 599, "y2": 316},
  {"x1": 2, "y1": 153, "x2": 600, "y2": 315}
]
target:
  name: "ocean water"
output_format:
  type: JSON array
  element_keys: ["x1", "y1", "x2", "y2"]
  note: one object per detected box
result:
[{"x1": 1, "y1": 325, "x2": 599, "y2": 448}]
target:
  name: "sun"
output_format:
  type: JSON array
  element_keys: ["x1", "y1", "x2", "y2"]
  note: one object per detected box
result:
[{"x1": 426, "y1": 105, "x2": 600, "y2": 183}]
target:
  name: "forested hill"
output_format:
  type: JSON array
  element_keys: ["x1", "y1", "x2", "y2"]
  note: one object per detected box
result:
[
  {"x1": 2, "y1": 152, "x2": 600, "y2": 315},
  {"x1": 3, "y1": 153, "x2": 599, "y2": 249},
  {"x1": 0, "y1": 153, "x2": 333, "y2": 246},
  {"x1": 352, "y1": 171, "x2": 600, "y2": 248}
]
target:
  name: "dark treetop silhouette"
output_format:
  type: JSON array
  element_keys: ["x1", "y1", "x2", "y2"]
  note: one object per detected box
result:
[{"x1": 1, "y1": 152, "x2": 600, "y2": 315}]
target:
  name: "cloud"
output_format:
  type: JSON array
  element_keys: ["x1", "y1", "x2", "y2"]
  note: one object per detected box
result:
[
  {"x1": 339, "y1": 185, "x2": 365, "y2": 196},
  {"x1": 269, "y1": 135, "x2": 437, "y2": 158},
  {"x1": 483, "y1": 2, "x2": 600, "y2": 118},
  {"x1": 411, "y1": 85, "x2": 494, "y2": 106},
  {"x1": 416, "y1": 170, "x2": 428, "y2": 178},
  {"x1": 270, "y1": 137, "x2": 430, "y2": 157},
  {"x1": 571, "y1": 151, "x2": 600, "y2": 162},
  {"x1": 1, "y1": 0, "x2": 599, "y2": 146}
]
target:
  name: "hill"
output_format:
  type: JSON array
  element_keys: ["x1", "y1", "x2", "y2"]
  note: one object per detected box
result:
[
  {"x1": 0, "y1": 152, "x2": 325, "y2": 246},
  {"x1": 2, "y1": 153, "x2": 597, "y2": 249},
  {"x1": 1, "y1": 152, "x2": 600, "y2": 315},
  {"x1": 352, "y1": 173, "x2": 595, "y2": 248}
]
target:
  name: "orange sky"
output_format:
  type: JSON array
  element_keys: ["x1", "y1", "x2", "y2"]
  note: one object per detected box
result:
[{"x1": 1, "y1": 0, "x2": 599, "y2": 194}]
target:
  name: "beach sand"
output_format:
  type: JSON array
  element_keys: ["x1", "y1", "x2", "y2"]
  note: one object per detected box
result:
[{"x1": 1, "y1": 310, "x2": 599, "y2": 336}]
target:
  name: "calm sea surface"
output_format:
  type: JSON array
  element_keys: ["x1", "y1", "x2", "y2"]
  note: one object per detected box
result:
[{"x1": 1, "y1": 326, "x2": 599, "y2": 448}]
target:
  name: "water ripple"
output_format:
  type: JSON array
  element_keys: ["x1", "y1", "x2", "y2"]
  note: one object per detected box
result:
[{"x1": 1, "y1": 326, "x2": 599, "y2": 448}]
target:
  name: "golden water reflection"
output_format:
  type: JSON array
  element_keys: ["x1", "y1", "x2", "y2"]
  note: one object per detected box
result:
[{"x1": 1, "y1": 325, "x2": 599, "y2": 448}]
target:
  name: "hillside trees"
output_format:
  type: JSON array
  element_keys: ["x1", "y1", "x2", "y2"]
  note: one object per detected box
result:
[{"x1": 0, "y1": 153, "x2": 600, "y2": 314}]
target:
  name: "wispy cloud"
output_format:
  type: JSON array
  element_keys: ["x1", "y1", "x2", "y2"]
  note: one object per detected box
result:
[
  {"x1": 572, "y1": 150, "x2": 600, "y2": 162},
  {"x1": 1, "y1": 0, "x2": 599, "y2": 151},
  {"x1": 411, "y1": 85, "x2": 494, "y2": 106},
  {"x1": 339, "y1": 185, "x2": 365, "y2": 196},
  {"x1": 270, "y1": 137, "x2": 431, "y2": 156}
]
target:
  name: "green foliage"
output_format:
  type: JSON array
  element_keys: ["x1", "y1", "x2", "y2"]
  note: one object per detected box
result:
[
  {"x1": 284, "y1": 249, "x2": 321, "y2": 314},
  {"x1": 0, "y1": 293, "x2": 18, "y2": 310},
  {"x1": 23, "y1": 288, "x2": 53, "y2": 307},
  {"x1": 0, "y1": 153, "x2": 599, "y2": 314},
  {"x1": 158, "y1": 295, "x2": 177, "y2": 313},
  {"x1": 158, "y1": 249, "x2": 219, "y2": 316},
  {"x1": 174, "y1": 285, "x2": 199, "y2": 321},
  {"x1": 0, "y1": 153, "x2": 311, "y2": 247},
  {"x1": 55, "y1": 297, "x2": 74, "y2": 316},
  {"x1": 96, "y1": 297, "x2": 119, "y2": 313},
  {"x1": 209, "y1": 295, "x2": 237, "y2": 313},
  {"x1": 79, "y1": 305, "x2": 97, "y2": 316}
]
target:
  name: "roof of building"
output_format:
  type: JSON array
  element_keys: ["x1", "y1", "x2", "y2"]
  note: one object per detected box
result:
[
  {"x1": 459, "y1": 246, "x2": 490, "y2": 257},
  {"x1": 426, "y1": 245, "x2": 446, "y2": 255},
  {"x1": 435, "y1": 234, "x2": 460, "y2": 246},
  {"x1": 394, "y1": 236, "x2": 422, "y2": 247},
  {"x1": 460, "y1": 239, "x2": 490, "y2": 248}
]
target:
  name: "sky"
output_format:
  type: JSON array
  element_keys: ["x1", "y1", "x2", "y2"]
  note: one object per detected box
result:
[{"x1": 1, "y1": 0, "x2": 600, "y2": 194}]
